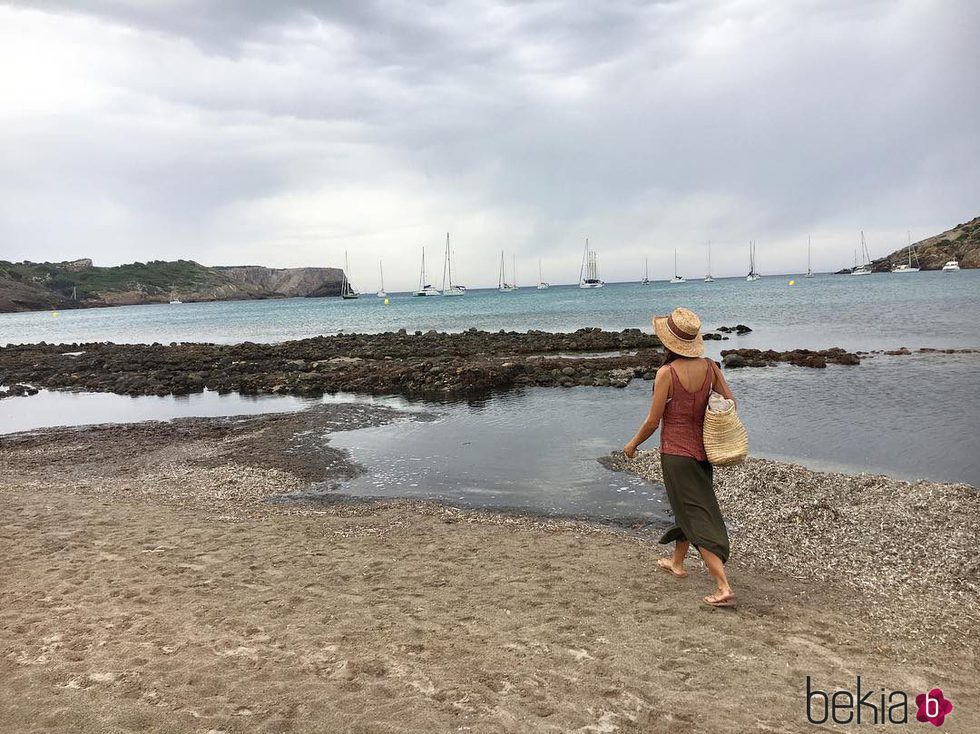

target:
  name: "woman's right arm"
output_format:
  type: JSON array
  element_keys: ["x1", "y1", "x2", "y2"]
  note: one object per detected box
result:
[
  {"x1": 623, "y1": 365, "x2": 671, "y2": 458},
  {"x1": 710, "y1": 360, "x2": 736, "y2": 407}
]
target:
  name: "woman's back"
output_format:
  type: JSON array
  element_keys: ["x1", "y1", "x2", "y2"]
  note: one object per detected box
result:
[{"x1": 661, "y1": 357, "x2": 712, "y2": 461}]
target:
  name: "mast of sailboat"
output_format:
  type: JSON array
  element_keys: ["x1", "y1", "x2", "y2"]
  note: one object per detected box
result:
[
  {"x1": 707, "y1": 241, "x2": 712, "y2": 279},
  {"x1": 907, "y1": 230, "x2": 913, "y2": 268},
  {"x1": 512, "y1": 254, "x2": 517, "y2": 289},
  {"x1": 442, "y1": 233, "x2": 449, "y2": 292},
  {"x1": 580, "y1": 238, "x2": 589, "y2": 284},
  {"x1": 674, "y1": 248, "x2": 678, "y2": 278},
  {"x1": 379, "y1": 260, "x2": 385, "y2": 292},
  {"x1": 447, "y1": 232, "x2": 453, "y2": 289},
  {"x1": 343, "y1": 251, "x2": 350, "y2": 295},
  {"x1": 499, "y1": 250, "x2": 505, "y2": 289},
  {"x1": 645, "y1": 256, "x2": 649, "y2": 281},
  {"x1": 807, "y1": 235, "x2": 812, "y2": 277},
  {"x1": 419, "y1": 247, "x2": 426, "y2": 291}
]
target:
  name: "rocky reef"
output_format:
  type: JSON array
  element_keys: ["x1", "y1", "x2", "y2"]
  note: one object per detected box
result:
[
  {"x1": 0, "y1": 328, "x2": 666, "y2": 400},
  {"x1": 720, "y1": 347, "x2": 861, "y2": 369}
]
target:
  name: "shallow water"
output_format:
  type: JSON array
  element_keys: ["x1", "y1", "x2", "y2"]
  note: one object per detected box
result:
[
  {"x1": 2, "y1": 353, "x2": 976, "y2": 523},
  {"x1": 0, "y1": 389, "x2": 309, "y2": 434}
]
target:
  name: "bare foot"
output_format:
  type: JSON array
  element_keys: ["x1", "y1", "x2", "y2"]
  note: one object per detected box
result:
[
  {"x1": 703, "y1": 589, "x2": 736, "y2": 607},
  {"x1": 657, "y1": 558, "x2": 688, "y2": 579}
]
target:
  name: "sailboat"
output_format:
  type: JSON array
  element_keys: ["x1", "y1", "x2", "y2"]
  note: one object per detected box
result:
[
  {"x1": 704, "y1": 242, "x2": 715, "y2": 282},
  {"x1": 441, "y1": 232, "x2": 465, "y2": 296},
  {"x1": 892, "y1": 231, "x2": 920, "y2": 273},
  {"x1": 413, "y1": 247, "x2": 441, "y2": 296},
  {"x1": 851, "y1": 232, "x2": 873, "y2": 276},
  {"x1": 746, "y1": 241, "x2": 761, "y2": 281},
  {"x1": 669, "y1": 249, "x2": 686, "y2": 283},
  {"x1": 376, "y1": 260, "x2": 387, "y2": 297},
  {"x1": 537, "y1": 260, "x2": 550, "y2": 289},
  {"x1": 498, "y1": 250, "x2": 516, "y2": 292},
  {"x1": 641, "y1": 256, "x2": 651, "y2": 285},
  {"x1": 341, "y1": 252, "x2": 359, "y2": 299},
  {"x1": 169, "y1": 283, "x2": 182, "y2": 304},
  {"x1": 804, "y1": 236, "x2": 814, "y2": 278},
  {"x1": 579, "y1": 239, "x2": 604, "y2": 288}
]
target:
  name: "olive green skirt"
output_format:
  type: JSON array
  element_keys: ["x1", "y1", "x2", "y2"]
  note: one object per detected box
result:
[{"x1": 658, "y1": 453, "x2": 730, "y2": 563}]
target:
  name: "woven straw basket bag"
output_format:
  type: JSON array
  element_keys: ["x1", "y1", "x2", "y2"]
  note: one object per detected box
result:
[{"x1": 703, "y1": 392, "x2": 749, "y2": 466}]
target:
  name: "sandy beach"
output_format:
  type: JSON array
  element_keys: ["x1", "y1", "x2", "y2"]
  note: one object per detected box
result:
[{"x1": 2, "y1": 405, "x2": 978, "y2": 733}]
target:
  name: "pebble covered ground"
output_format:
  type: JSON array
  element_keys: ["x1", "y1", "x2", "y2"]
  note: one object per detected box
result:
[{"x1": 605, "y1": 449, "x2": 980, "y2": 651}]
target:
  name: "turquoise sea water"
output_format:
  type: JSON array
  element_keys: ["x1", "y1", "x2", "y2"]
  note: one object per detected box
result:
[{"x1": 1, "y1": 270, "x2": 978, "y2": 351}]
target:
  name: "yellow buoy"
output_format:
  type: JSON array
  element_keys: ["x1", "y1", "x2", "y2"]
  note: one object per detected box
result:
[
  {"x1": 52, "y1": 311, "x2": 60, "y2": 317},
  {"x1": 788, "y1": 280, "x2": 795, "y2": 286},
  {"x1": 384, "y1": 298, "x2": 390, "y2": 305}
]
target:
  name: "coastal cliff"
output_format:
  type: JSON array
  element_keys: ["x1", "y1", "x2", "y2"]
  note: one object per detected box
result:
[
  {"x1": 0, "y1": 259, "x2": 345, "y2": 313},
  {"x1": 213, "y1": 265, "x2": 345, "y2": 298}
]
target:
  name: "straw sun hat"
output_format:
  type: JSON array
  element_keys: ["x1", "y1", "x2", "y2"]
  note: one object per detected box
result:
[{"x1": 653, "y1": 307, "x2": 704, "y2": 358}]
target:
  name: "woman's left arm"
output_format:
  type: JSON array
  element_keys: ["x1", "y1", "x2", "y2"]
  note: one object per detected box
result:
[{"x1": 623, "y1": 365, "x2": 671, "y2": 458}]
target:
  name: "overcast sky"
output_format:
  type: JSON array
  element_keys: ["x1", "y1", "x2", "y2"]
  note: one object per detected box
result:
[{"x1": 1, "y1": 1, "x2": 978, "y2": 288}]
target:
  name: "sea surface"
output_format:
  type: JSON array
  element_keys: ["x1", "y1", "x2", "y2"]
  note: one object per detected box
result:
[
  {"x1": 1, "y1": 270, "x2": 978, "y2": 497},
  {"x1": 1, "y1": 270, "x2": 978, "y2": 352}
]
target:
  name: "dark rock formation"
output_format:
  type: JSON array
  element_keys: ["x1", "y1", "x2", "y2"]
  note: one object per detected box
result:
[
  {"x1": 720, "y1": 347, "x2": 861, "y2": 368},
  {"x1": 0, "y1": 329, "x2": 665, "y2": 400},
  {"x1": 0, "y1": 383, "x2": 39, "y2": 399}
]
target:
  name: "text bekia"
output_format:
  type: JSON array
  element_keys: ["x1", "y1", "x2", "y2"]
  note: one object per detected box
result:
[{"x1": 805, "y1": 677, "x2": 953, "y2": 727}]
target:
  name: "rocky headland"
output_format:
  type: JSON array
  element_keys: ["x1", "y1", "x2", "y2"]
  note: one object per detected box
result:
[
  {"x1": 0, "y1": 259, "x2": 345, "y2": 313},
  {"x1": 837, "y1": 214, "x2": 980, "y2": 273}
]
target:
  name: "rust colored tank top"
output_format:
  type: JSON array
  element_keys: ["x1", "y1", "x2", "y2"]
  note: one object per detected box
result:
[{"x1": 660, "y1": 358, "x2": 713, "y2": 461}]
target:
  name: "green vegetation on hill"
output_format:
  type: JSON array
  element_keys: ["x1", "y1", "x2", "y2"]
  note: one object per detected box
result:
[
  {"x1": 0, "y1": 259, "x2": 232, "y2": 301},
  {"x1": 0, "y1": 258, "x2": 345, "y2": 313}
]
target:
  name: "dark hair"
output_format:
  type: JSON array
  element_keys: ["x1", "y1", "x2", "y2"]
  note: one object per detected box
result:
[{"x1": 663, "y1": 347, "x2": 681, "y2": 364}]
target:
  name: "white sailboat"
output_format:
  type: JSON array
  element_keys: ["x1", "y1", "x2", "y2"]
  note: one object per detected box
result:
[
  {"x1": 851, "y1": 232, "x2": 873, "y2": 276},
  {"x1": 804, "y1": 236, "x2": 814, "y2": 278},
  {"x1": 169, "y1": 283, "x2": 182, "y2": 304},
  {"x1": 704, "y1": 242, "x2": 714, "y2": 282},
  {"x1": 669, "y1": 249, "x2": 686, "y2": 283},
  {"x1": 536, "y1": 259, "x2": 549, "y2": 289},
  {"x1": 413, "y1": 247, "x2": 441, "y2": 296},
  {"x1": 641, "y1": 256, "x2": 651, "y2": 285},
  {"x1": 341, "y1": 251, "x2": 359, "y2": 298},
  {"x1": 579, "y1": 239, "x2": 604, "y2": 288},
  {"x1": 746, "y1": 241, "x2": 761, "y2": 281},
  {"x1": 892, "y1": 231, "x2": 920, "y2": 273},
  {"x1": 441, "y1": 232, "x2": 465, "y2": 296},
  {"x1": 376, "y1": 260, "x2": 387, "y2": 297},
  {"x1": 498, "y1": 250, "x2": 516, "y2": 292}
]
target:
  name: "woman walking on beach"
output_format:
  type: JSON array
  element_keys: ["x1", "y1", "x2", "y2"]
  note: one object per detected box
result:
[{"x1": 623, "y1": 307, "x2": 736, "y2": 607}]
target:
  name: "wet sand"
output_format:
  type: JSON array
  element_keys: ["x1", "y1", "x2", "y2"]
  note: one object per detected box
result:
[{"x1": 2, "y1": 407, "x2": 978, "y2": 733}]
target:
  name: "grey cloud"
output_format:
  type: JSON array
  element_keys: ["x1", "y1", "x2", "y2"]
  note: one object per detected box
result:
[{"x1": 1, "y1": 0, "x2": 978, "y2": 284}]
